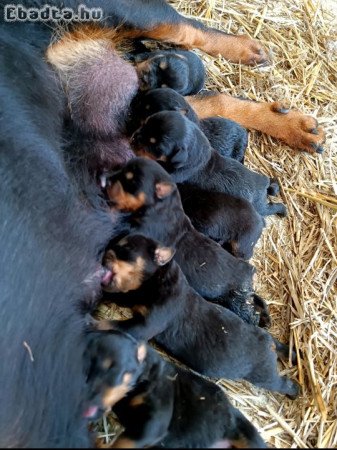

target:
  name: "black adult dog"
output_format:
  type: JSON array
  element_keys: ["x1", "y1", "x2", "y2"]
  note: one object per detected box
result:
[
  {"x1": 100, "y1": 234, "x2": 300, "y2": 398},
  {"x1": 0, "y1": 0, "x2": 323, "y2": 446}
]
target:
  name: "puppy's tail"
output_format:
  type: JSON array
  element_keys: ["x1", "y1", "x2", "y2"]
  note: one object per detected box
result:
[{"x1": 215, "y1": 409, "x2": 267, "y2": 449}]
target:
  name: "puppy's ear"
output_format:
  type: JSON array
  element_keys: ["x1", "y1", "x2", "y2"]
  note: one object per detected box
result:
[
  {"x1": 154, "y1": 246, "x2": 175, "y2": 266},
  {"x1": 155, "y1": 182, "x2": 175, "y2": 199},
  {"x1": 171, "y1": 144, "x2": 188, "y2": 169}
]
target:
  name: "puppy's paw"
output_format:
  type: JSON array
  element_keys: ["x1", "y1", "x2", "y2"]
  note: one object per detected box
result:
[
  {"x1": 253, "y1": 295, "x2": 271, "y2": 328},
  {"x1": 267, "y1": 177, "x2": 280, "y2": 196},
  {"x1": 269, "y1": 102, "x2": 325, "y2": 154},
  {"x1": 286, "y1": 380, "x2": 301, "y2": 400}
]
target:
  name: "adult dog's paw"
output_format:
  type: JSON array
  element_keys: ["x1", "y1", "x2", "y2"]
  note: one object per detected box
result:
[{"x1": 270, "y1": 102, "x2": 325, "y2": 153}]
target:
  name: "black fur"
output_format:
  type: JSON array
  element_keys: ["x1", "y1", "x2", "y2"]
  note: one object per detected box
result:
[
  {"x1": 178, "y1": 184, "x2": 265, "y2": 260},
  {"x1": 131, "y1": 49, "x2": 205, "y2": 95},
  {"x1": 132, "y1": 110, "x2": 287, "y2": 217},
  {"x1": 101, "y1": 235, "x2": 300, "y2": 397},
  {"x1": 0, "y1": 20, "x2": 116, "y2": 448}
]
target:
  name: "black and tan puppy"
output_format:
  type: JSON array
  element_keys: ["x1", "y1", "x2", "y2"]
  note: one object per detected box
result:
[
  {"x1": 89, "y1": 338, "x2": 266, "y2": 449},
  {"x1": 100, "y1": 234, "x2": 300, "y2": 398},
  {"x1": 132, "y1": 49, "x2": 205, "y2": 95},
  {"x1": 103, "y1": 157, "x2": 269, "y2": 327},
  {"x1": 130, "y1": 87, "x2": 248, "y2": 162},
  {"x1": 178, "y1": 184, "x2": 265, "y2": 260},
  {"x1": 131, "y1": 110, "x2": 287, "y2": 217},
  {"x1": 83, "y1": 330, "x2": 147, "y2": 421}
]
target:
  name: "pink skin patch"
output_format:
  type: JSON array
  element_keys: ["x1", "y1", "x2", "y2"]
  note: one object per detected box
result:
[
  {"x1": 83, "y1": 405, "x2": 99, "y2": 419},
  {"x1": 101, "y1": 269, "x2": 114, "y2": 286},
  {"x1": 68, "y1": 48, "x2": 139, "y2": 138}
]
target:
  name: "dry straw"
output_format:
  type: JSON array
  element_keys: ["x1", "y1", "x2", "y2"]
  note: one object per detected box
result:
[{"x1": 97, "y1": 0, "x2": 337, "y2": 447}]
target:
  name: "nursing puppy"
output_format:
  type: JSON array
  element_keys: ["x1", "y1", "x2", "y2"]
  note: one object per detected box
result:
[
  {"x1": 100, "y1": 234, "x2": 300, "y2": 398},
  {"x1": 90, "y1": 337, "x2": 266, "y2": 449},
  {"x1": 132, "y1": 49, "x2": 205, "y2": 95},
  {"x1": 178, "y1": 184, "x2": 265, "y2": 260},
  {"x1": 132, "y1": 110, "x2": 287, "y2": 217},
  {"x1": 83, "y1": 330, "x2": 147, "y2": 422},
  {"x1": 130, "y1": 87, "x2": 248, "y2": 162},
  {"x1": 103, "y1": 157, "x2": 269, "y2": 327}
]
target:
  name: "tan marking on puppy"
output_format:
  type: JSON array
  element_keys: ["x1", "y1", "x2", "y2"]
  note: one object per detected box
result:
[
  {"x1": 137, "y1": 343, "x2": 147, "y2": 363},
  {"x1": 110, "y1": 437, "x2": 136, "y2": 449},
  {"x1": 102, "y1": 357, "x2": 113, "y2": 370},
  {"x1": 104, "y1": 253, "x2": 146, "y2": 293},
  {"x1": 125, "y1": 171, "x2": 134, "y2": 180},
  {"x1": 91, "y1": 319, "x2": 115, "y2": 332},
  {"x1": 117, "y1": 237, "x2": 129, "y2": 246},
  {"x1": 149, "y1": 137, "x2": 157, "y2": 144},
  {"x1": 159, "y1": 60, "x2": 168, "y2": 70},
  {"x1": 135, "y1": 59, "x2": 151, "y2": 73},
  {"x1": 230, "y1": 437, "x2": 250, "y2": 448},
  {"x1": 134, "y1": 149, "x2": 157, "y2": 161},
  {"x1": 132, "y1": 305, "x2": 148, "y2": 317},
  {"x1": 154, "y1": 246, "x2": 174, "y2": 265},
  {"x1": 129, "y1": 394, "x2": 146, "y2": 407},
  {"x1": 102, "y1": 374, "x2": 133, "y2": 409},
  {"x1": 155, "y1": 182, "x2": 175, "y2": 199},
  {"x1": 106, "y1": 181, "x2": 146, "y2": 211},
  {"x1": 229, "y1": 240, "x2": 239, "y2": 257}
]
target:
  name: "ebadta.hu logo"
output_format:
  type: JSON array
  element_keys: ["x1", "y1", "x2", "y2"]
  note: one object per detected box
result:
[{"x1": 4, "y1": 4, "x2": 103, "y2": 22}]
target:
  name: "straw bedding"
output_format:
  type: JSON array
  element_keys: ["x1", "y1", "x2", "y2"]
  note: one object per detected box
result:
[{"x1": 97, "y1": 1, "x2": 337, "y2": 447}]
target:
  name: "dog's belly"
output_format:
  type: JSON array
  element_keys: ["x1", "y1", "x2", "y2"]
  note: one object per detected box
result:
[{"x1": 47, "y1": 26, "x2": 139, "y2": 169}]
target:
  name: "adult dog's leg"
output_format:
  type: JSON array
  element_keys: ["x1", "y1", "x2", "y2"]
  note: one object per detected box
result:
[
  {"x1": 139, "y1": 21, "x2": 269, "y2": 66},
  {"x1": 123, "y1": 0, "x2": 269, "y2": 66},
  {"x1": 185, "y1": 93, "x2": 325, "y2": 154}
]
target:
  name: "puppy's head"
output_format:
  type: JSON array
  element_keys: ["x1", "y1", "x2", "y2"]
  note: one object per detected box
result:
[
  {"x1": 104, "y1": 157, "x2": 176, "y2": 212},
  {"x1": 136, "y1": 53, "x2": 190, "y2": 94},
  {"x1": 131, "y1": 88, "x2": 196, "y2": 127},
  {"x1": 84, "y1": 330, "x2": 147, "y2": 418},
  {"x1": 131, "y1": 111, "x2": 190, "y2": 170},
  {"x1": 102, "y1": 234, "x2": 175, "y2": 293}
]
